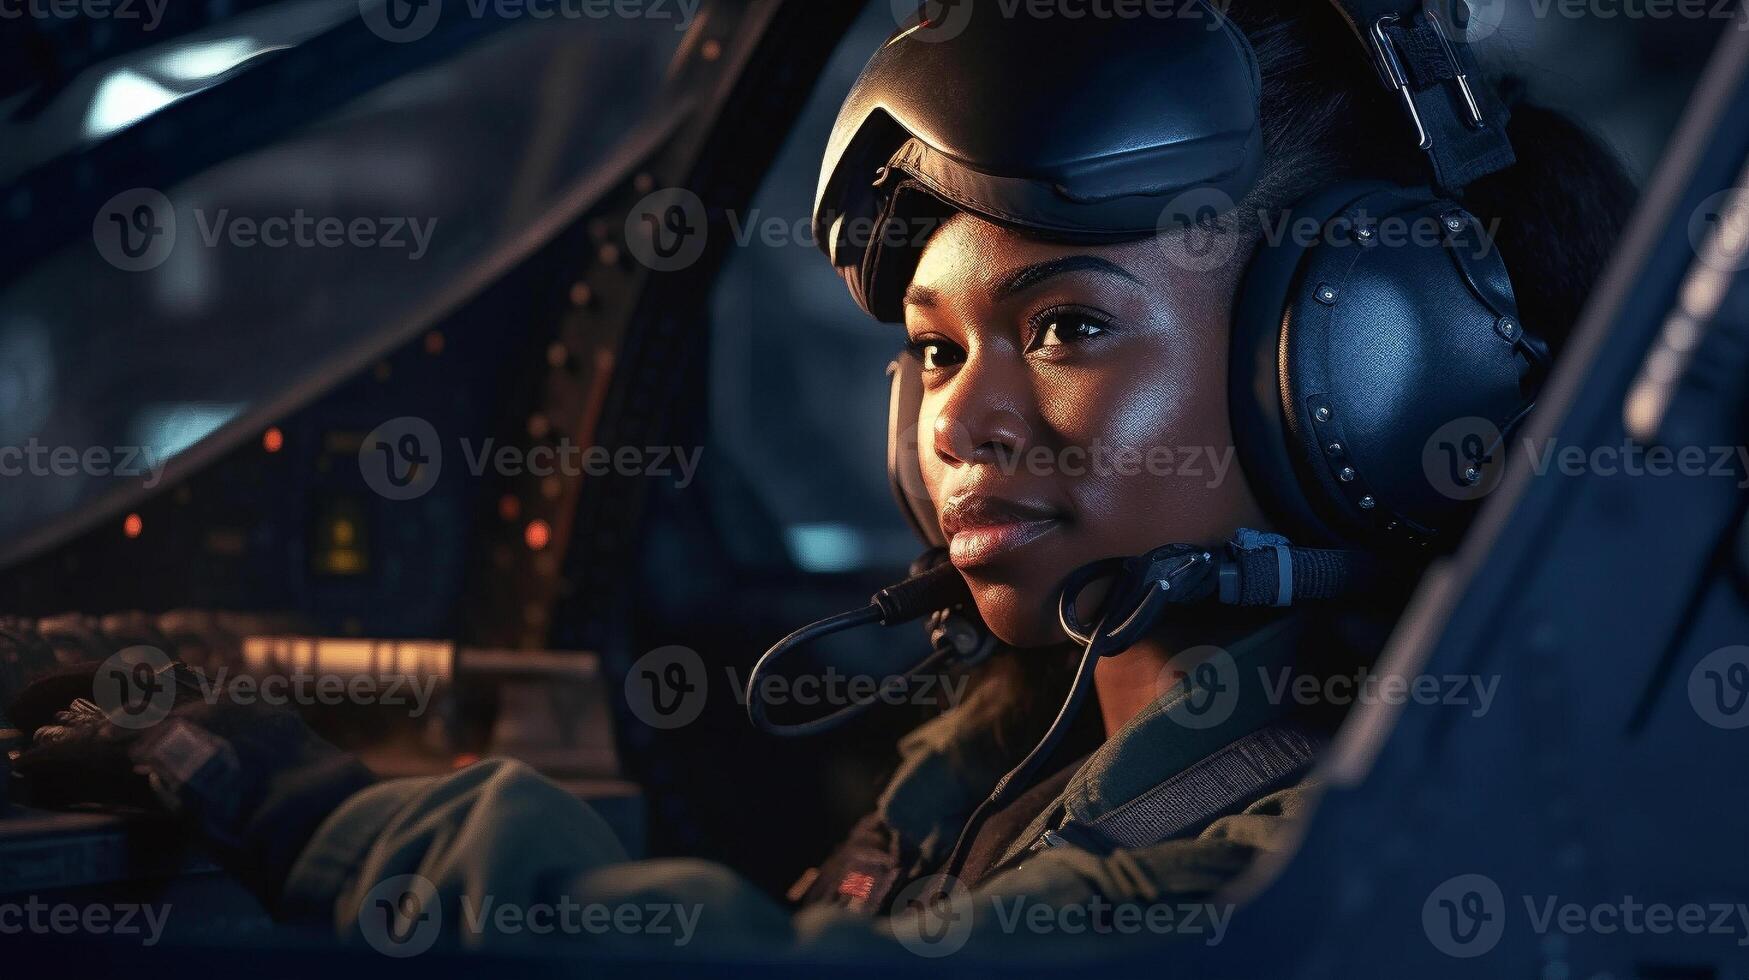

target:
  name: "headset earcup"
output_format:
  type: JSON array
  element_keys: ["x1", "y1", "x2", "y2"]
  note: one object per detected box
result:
[
  {"x1": 887, "y1": 353, "x2": 946, "y2": 548},
  {"x1": 1233, "y1": 183, "x2": 1541, "y2": 552},
  {"x1": 1232, "y1": 182, "x2": 1394, "y2": 547}
]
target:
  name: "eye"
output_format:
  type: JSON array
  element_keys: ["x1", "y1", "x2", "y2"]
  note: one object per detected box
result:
[
  {"x1": 1028, "y1": 310, "x2": 1110, "y2": 351},
  {"x1": 906, "y1": 336, "x2": 965, "y2": 372}
]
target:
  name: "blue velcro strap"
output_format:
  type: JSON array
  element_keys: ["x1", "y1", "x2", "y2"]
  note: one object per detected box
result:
[{"x1": 1274, "y1": 543, "x2": 1293, "y2": 607}]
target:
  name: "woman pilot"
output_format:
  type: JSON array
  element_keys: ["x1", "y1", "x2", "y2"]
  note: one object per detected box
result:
[{"x1": 9, "y1": 0, "x2": 1632, "y2": 958}]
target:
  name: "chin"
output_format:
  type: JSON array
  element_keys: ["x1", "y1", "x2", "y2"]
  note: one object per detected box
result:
[{"x1": 964, "y1": 572, "x2": 1072, "y2": 649}]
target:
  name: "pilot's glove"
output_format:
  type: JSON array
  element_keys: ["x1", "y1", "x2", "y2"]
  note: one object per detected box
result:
[{"x1": 6, "y1": 659, "x2": 375, "y2": 912}]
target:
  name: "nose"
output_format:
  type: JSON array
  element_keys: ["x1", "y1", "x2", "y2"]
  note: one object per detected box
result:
[{"x1": 930, "y1": 354, "x2": 1034, "y2": 467}]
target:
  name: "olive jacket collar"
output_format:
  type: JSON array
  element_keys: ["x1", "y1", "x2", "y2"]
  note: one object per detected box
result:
[{"x1": 874, "y1": 616, "x2": 1306, "y2": 872}]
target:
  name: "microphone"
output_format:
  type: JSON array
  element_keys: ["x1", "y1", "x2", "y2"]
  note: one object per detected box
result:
[{"x1": 872, "y1": 558, "x2": 973, "y2": 625}]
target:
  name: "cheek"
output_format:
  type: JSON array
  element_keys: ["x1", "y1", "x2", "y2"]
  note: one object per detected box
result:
[
  {"x1": 916, "y1": 397, "x2": 945, "y2": 500},
  {"x1": 1040, "y1": 336, "x2": 1224, "y2": 455},
  {"x1": 1043, "y1": 335, "x2": 1239, "y2": 535}
]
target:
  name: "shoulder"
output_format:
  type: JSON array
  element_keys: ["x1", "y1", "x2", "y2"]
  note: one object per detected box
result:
[{"x1": 983, "y1": 776, "x2": 1321, "y2": 906}]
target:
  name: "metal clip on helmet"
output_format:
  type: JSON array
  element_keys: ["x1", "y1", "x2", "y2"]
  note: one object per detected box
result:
[{"x1": 818, "y1": 0, "x2": 1551, "y2": 555}]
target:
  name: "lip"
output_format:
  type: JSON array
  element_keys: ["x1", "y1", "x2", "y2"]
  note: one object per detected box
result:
[{"x1": 940, "y1": 493, "x2": 1064, "y2": 568}]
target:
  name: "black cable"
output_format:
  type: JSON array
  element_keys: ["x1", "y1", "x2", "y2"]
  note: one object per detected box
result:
[
  {"x1": 745, "y1": 605, "x2": 883, "y2": 736},
  {"x1": 746, "y1": 558, "x2": 974, "y2": 736},
  {"x1": 753, "y1": 533, "x2": 1380, "y2": 899},
  {"x1": 930, "y1": 625, "x2": 1107, "y2": 888},
  {"x1": 929, "y1": 555, "x2": 1201, "y2": 888}
]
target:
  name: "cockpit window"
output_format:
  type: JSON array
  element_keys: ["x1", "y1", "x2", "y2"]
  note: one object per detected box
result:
[{"x1": 0, "y1": 7, "x2": 690, "y2": 565}]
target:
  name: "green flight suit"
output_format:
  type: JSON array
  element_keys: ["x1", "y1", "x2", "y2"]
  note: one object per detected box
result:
[{"x1": 280, "y1": 616, "x2": 1323, "y2": 959}]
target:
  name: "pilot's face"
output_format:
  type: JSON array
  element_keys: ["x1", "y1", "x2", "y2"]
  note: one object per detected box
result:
[{"x1": 905, "y1": 212, "x2": 1270, "y2": 647}]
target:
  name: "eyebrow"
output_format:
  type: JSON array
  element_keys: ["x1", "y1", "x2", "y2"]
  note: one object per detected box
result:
[{"x1": 903, "y1": 254, "x2": 1144, "y2": 310}]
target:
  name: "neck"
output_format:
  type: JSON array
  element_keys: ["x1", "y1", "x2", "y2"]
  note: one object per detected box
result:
[{"x1": 1091, "y1": 614, "x2": 1272, "y2": 738}]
